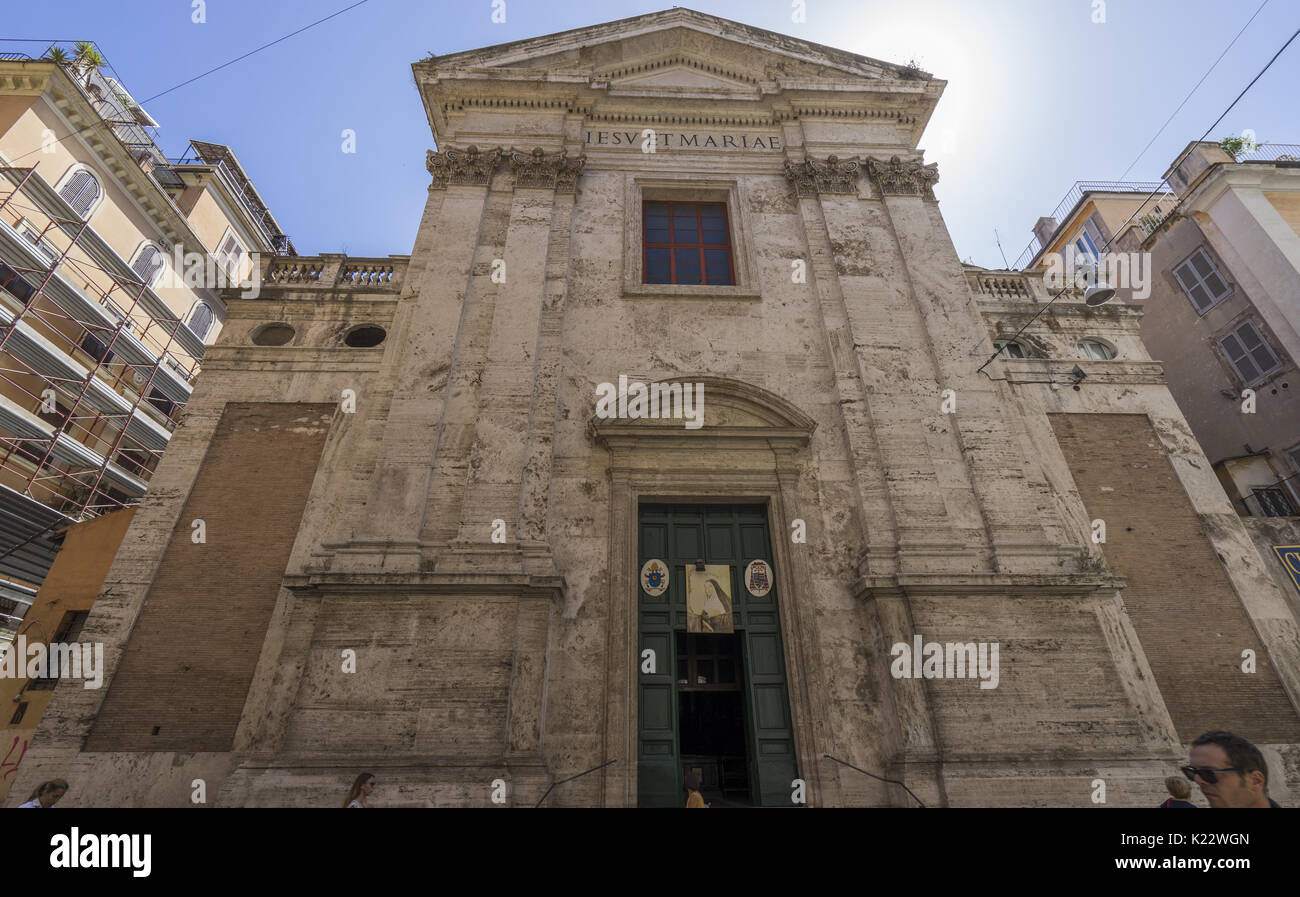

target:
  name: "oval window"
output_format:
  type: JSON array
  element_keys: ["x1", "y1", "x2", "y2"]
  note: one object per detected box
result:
[
  {"x1": 344, "y1": 325, "x2": 386, "y2": 348},
  {"x1": 251, "y1": 323, "x2": 295, "y2": 346}
]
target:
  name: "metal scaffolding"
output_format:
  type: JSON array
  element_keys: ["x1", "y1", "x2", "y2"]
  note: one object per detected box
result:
[{"x1": 0, "y1": 161, "x2": 202, "y2": 636}]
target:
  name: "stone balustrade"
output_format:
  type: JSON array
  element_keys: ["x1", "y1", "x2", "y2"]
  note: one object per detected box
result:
[
  {"x1": 965, "y1": 267, "x2": 1084, "y2": 302},
  {"x1": 262, "y1": 253, "x2": 409, "y2": 292}
]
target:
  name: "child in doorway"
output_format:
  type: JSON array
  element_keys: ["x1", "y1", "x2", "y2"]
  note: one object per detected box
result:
[{"x1": 684, "y1": 770, "x2": 708, "y2": 808}]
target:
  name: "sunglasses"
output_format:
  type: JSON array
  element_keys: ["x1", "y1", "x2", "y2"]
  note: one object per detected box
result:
[{"x1": 1181, "y1": 765, "x2": 1245, "y2": 784}]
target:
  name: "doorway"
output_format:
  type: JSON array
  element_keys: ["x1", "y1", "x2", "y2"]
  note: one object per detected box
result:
[
  {"x1": 637, "y1": 503, "x2": 798, "y2": 807},
  {"x1": 677, "y1": 631, "x2": 752, "y2": 806}
]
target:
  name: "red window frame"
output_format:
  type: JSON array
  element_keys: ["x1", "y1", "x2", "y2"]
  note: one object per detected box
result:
[{"x1": 642, "y1": 200, "x2": 735, "y2": 285}]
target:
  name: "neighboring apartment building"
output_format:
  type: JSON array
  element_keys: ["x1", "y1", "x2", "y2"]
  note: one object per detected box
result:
[
  {"x1": 12, "y1": 10, "x2": 1300, "y2": 808},
  {"x1": 1113, "y1": 141, "x2": 1300, "y2": 520},
  {"x1": 1019, "y1": 142, "x2": 1300, "y2": 520},
  {"x1": 0, "y1": 41, "x2": 294, "y2": 646}
]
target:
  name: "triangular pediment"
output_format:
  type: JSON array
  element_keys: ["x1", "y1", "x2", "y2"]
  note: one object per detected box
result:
[
  {"x1": 415, "y1": 8, "x2": 943, "y2": 144},
  {"x1": 422, "y1": 9, "x2": 925, "y2": 87}
]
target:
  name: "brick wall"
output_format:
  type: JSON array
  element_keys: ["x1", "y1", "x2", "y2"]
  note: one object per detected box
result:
[
  {"x1": 1050, "y1": 412, "x2": 1300, "y2": 742},
  {"x1": 86, "y1": 403, "x2": 335, "y2": 752}
]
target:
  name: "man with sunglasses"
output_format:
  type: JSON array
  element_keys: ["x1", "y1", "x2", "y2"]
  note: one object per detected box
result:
[{"x1": 1183, "y1": 731, "x2": 1281, "y2": 808}]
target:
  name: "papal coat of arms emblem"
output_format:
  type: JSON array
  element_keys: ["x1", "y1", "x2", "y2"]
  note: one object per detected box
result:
[
  {"x1": 640, "y1": 559, "x2": 669, "y2": 597},
  {"x1": 745, "y1": 559, "x2": 772, "y2": 597}
]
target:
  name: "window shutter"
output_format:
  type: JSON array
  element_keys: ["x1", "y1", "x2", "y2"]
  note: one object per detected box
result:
[
  {"x1": 188, "y1": 302, "x2": 214, "y2": 340},
  {"x1": 1238, "y1": 322, "x2": 1279, "y2": 375},
  {"x1": 131, "y1": 245, "x2": 163, "y2": 284},
  {"x1": 1220, "y1": 329, "x2": 1261, "y2": 382},
  {"x1": 1175, "y1": 249, "x2": 1231, "y2": 312},
  {"x1": 58, "y1": 170, "x2": 91, "y2": 205},
  {"x1": 59, "y1": 170, "x2": 101, "y2": 218}
]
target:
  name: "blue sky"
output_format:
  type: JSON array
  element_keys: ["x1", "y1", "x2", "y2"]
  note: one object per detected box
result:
[{"x1": 5, "y1": 0, "x2": 1298, "y2": 266}]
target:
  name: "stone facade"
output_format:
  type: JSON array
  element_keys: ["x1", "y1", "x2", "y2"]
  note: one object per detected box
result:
[{"x1": 9, "y1": 10, "x2": 1300, "y2": 807}]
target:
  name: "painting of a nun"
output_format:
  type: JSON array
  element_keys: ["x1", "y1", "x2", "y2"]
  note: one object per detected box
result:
[{"x1": 687, "y1": 565, "x2": 733, "y2": 634}]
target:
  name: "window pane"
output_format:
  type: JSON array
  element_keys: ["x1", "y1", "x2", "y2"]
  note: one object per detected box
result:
[
  {"x1": 1220, "y1": 332, "x2": 1245, "y2": 361},
  {"x1": 1188, "y1": 283, "x2": 1212, "y2": 311},
  {"x1": 1190, "y1": 250, "x2": 1214, "y2": 280},
  {"x1": 1238, "y1": 324, "x2": 1262, "y2": 350},
  {"x1": 1235, "y1": 355, "x2": 1262, "y2": 382},
  {"x1": 1204, "y1": 272, "x2": 1229, "y2": 300},
  {"x1": 704, "y1": 248, "x2": 732, "y2": 284},
  {"x1": 1249, "y1": 342, "x2": 1279, "y2": 373},
  {"x1": 645, "y1": 206, "x2": 670, "y2": 243},
  {"x1": 645, "y1": 248, "x2": 670, "y2": 283},
  {"x1": 674, "y1": 248, "x2": 701, "y2": 284},
  {"x1": 672, "y1": 206, "x2": 698, "y2": 243},
  {"x1": 1173, "y1": 261, "x2": 1197, "y2": 293}
]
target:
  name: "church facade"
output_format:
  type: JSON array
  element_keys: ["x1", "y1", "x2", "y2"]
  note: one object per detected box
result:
[{"x1": 10, "y1": 9, "x2": 1300, "y2": 807}]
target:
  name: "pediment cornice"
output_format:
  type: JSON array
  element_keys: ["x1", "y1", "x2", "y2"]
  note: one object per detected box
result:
[{"x1": 415, "y1": 9, "x2": 943, "y2": 145}]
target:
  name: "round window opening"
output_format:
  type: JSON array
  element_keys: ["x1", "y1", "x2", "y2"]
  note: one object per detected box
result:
[
  {"x1": 344, "y1": 325, "x2": 387, "y2": 348},
  {"x1": 252, "y1": 323, "x2": 295, "y2": 346}
]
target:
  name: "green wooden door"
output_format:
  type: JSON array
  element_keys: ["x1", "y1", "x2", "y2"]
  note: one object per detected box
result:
[{"x1": 637, "y1": 503, "x2": 798, "y2": 807}]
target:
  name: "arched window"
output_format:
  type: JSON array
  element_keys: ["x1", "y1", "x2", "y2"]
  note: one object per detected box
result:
[
  {"x1": 1077, "y1": 338, "x2": 1115, "y2": 360},
  {"x1": 57, "y1": 168, "x2": 101, "y2": 219},
  {"x1": 994, "y1": 340, "x2": 1027, "y2": 359},
  {"x1": 130, "y1": 244, "x2": 164, "y2": 286},
  {"x1": 187, "y1": 302, "x2": 214, "y2": 341}
]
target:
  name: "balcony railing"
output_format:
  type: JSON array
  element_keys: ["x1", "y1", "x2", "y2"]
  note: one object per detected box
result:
[
  {"x1": 171, "y1": 142, "x2": 295, "y2": 256},
  {"x1": 965, "y1": 267, "x2": 1084, "y2": 302},
  {"x1": 1012, "y1": 180, "x2": 1174, "y2": 269},
  {"x1": 1234, "y1": 143, "x2": 1300, "y2": 162},
  {"x1": 262, "y1": 255, "x2": 408, "y2": 292}
]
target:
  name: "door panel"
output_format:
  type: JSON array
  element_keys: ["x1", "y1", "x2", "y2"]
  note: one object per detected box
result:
[{"x1": 637, "y1": 503, "x2": 798, "y2": 807}]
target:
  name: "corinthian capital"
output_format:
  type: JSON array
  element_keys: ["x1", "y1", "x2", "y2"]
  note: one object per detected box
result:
[
  {"x1": 425, "y1": 145, "x2": 503, "y2": 188},
  {"x1": 865, "y1": 155, "x2": 940, "y2": 199},
  {"x1": 508, "y1": 147, "x2": 587, "y2": 193},
  {"x1": 783, "y1": 154, "x2": 861, "y2": 196}
]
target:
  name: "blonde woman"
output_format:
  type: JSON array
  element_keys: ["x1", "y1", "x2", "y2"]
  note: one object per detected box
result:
[{"x1": 1159, "y1": 775, "x2": 1197, "y2": 808}]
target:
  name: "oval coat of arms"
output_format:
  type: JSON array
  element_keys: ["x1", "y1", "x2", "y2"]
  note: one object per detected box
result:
[
  {"x1": 745, "y1": 559, "x2": 772, "y2": 598},
  {"x1": 640, "y1": 559, "x2": 669, "y2": 597}
]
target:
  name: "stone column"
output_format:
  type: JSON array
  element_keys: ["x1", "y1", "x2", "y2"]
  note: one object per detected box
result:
[
  {"x1": 864, "y1": 155, "x2": 1069, "y2": 573},
  {"x1": 783, "y1": 154, "x2": 899, "y2": 579},
  {"x1": 340, "y1": 146, "x2": 503, "y2": 571},
  {"x1": 433, "y1": 147, "x2": 583, "y2": 569}
]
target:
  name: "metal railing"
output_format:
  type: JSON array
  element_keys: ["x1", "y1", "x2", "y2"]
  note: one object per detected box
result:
[
  {"x1": 172, "y1": 143, "x2": 295, "y2": 256},
  {"x1": 1012, "y1": 180, "x2": 1174, "y2": 269},
  {"x1": 1235, "y1": 143, "x2": 1300, "y2": 162}
]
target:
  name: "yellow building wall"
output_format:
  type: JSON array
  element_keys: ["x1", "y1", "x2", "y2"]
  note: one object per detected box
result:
[
  {"x1": 0, "y1": 506, "x2": 135, "y2": 800},
  {"x1": 1265, "y1": 191, "x2": 1300, "y2": 239},
  {"x1": 1038, "y1": 194, "x2": 1172, "y2": 265},
  {"x1": 0, "y1": 95, "x2": 221, "y2": 347}
]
